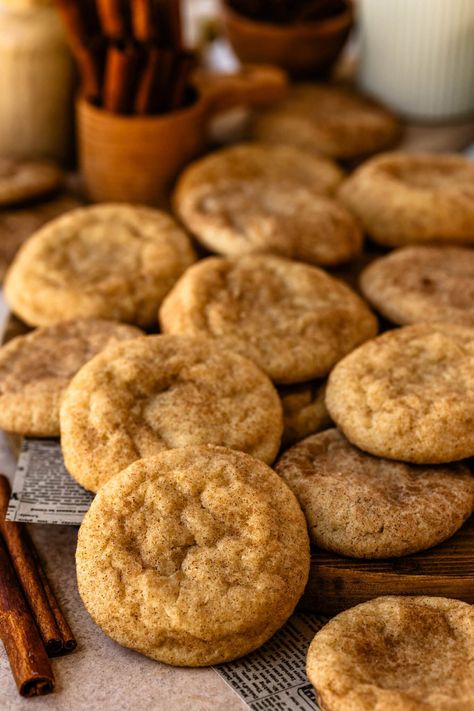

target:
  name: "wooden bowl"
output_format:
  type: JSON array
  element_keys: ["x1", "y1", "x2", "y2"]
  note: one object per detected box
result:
[{"x1": 221, "y1": 1, "x2": 353, "y2": 78}]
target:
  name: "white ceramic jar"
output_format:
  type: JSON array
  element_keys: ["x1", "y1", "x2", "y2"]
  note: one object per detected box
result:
[
  {"x1": 358, "y1": 0, "x2": 474, "y2": 121},
  {"x1": 0, "y1": 0, "x2": 76, "y2": 162}
]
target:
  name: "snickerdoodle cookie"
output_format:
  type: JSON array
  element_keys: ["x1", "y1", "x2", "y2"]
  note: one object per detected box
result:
[
  {"x1": 60, "y1": 335, "x2": 283, "y2": 492},
  {"x1": 76, "y1": 446, "x2": 310, "y2": 666},
  {"x1": 159, "y1": 255, "x2": 377, "y2": 384},
  {"x1": 279, "y1": 380, "x2": 331, "y2": 446},
  {"x1": 307, "y1": 596, "x2": 474, "y2": 711},
  {"x1": 0, "y1": 195, "x2": 83, "y2": 282},
  {"x1": 174, "y1": 143, "x2": 362, "y2": 266},
  {"x1": 4, "y1": 204, "x2": 196, "y2": 327},
  {"x1": 360, "y1": 246, "x2": 474, "y2": 327},
  {"x1": 249, "y1": 84, "x2": 401, "y2": 160},
  {"x1": 326, "y1": 323, "x2": 474, "y2": 463},
  {"x1": 0, "y1": 319, "x2": 142, "y2": 437},
  {"x1": 276, "y1": 429, "x2": 474, "y2": 558},
  {"x1": 339, "y1": 152, "x2": 474, "y2": 247},
  {"x1": 0, "y1": 158, "x2": 63, "y2": 206}
]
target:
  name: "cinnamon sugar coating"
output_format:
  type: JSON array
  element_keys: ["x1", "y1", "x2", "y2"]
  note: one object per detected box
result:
[
  {"x1": 0, "y1": 319, "x2": 143, "y2": 437},
  {"x1": 160, "y1": 255, "x2": 377, "y2": 384},
  {"x1": 307, "y1": 596, "x2": 474, "y2": 711},
  {"x1": 277, "y1": 429, "x2": 474, "y2": 557},
  {"x1": 174, "y1": 143, "x2": 361, "y2": 267},
  {"x1": 361, "y1": 246, "x2": 474, "y2": 326},
  {"x1": 77, "y1": 446, "x2": 310, "y2": 666},
  {"x1": 4, "y1": 204, "x2": 196, "y2": 326},
  {"x1": 249, "y1": 84, "x2": 401, "y2": 160},
  {"x1": 339, "y1": 152, "x2": 474, "y2": 247},
  {"x1": 60, "y1": 335, "x2": 283, "y2": 492},
  {"x1": 326, "y1": 323, "x2": 474, "y2": 463}
]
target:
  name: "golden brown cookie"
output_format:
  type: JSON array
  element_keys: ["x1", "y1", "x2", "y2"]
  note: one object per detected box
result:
[
  {"x1": 249, "y1": 84, "x2": 401, "y2": 160},
  {"x1": 0, "y1": 195, "x2": 84, "y2": 282},
  {"x1": 159, "y1": 255, "x2": 377, "y2": 384},
  {"x1": 307, "y1": 596, "x2": 474, "y2": 711},
  {"x1": 76, "y1": 446, "x2": 310, "y2": 666},
  {"x1": 326, "y1": 323, "x2": 474, "y2": 464},
  {"x1": 60, "y1": 335, "x2": 283, "y2": 492},
  {"x1": 276, "y1": 429, "x2": 474, "y2": 558},
  {"x1": 0, "y1": 158, "x2": 63, "y2": 206},
  {"x1": 4, "y1": 204, "x2": 196, "y2": 327},
  {"x1": 360, "y1": 246, "x2": 474, "y2": 327},
  {"x1": 0, "y1": 319, "x2": 143, "y2": 437},
  {"x1": 339, "y1": 152, "x2": 474, "y2": 247},
  {"x1": 279, "y1": 380, "x2": 331, "y2": 446},
  {"x1": 174, "y1": 143, "x2": 361, "y2": 267}
]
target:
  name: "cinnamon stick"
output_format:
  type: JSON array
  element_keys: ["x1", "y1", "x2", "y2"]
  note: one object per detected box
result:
[
  {"x1": 135, "y1": 48, "x2": 194, "y2": 115},
  {"x1": 0, "y1": 533, "x2": 54, "y2": 697},
  {"x1": 152, "y1": 48, "x2": 177, "y2": 113},
  {"x1": 169, "y1": 51, "x2": 197, "y2": 111},
  {"x1": 96, "y1": 0, "x2": 131, "y2": 39},
  {"x1": 164, "y1": 0, "x2": 182, "y2": 48},
  {"x1": 36, "y1": 558, "x2": 76, "y2": 654},
  {"x1": 134, "y1": 46, "x2": 161, "y2": 114},
  {"x1": 131, "y1": 0, "x2": 159, "y2": 42},
  {"x1": 131, "y1": 0, "x2": 182, "y2": 45},
  {"x1": 55, "y1": 0, "x2": 104, "y2": 101},
  {"x1": 103, "y1": 41, "x2": 143, "y2": 113},
  {"x1": 0, "y1": 476, "x2": 76, "y2": 657}
]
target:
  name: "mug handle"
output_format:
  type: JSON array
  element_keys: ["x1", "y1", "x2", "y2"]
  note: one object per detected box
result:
[{"x1": 193, "y1": 64, "x2": 288, "y2": 116}]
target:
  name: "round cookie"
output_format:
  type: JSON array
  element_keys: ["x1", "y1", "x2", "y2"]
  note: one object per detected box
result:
[
  {"x1": 174, "y1": 143, "x2": 361, "y2": 267},
  {"x1": 360, "y1": 245, "x2": 474, "y2": 327},
  {"x1": 0, "y1": 195, "x2": 83, "y2": 283},
  {"x1": 159, "y1": 255, "x2": 378, "y2": 384},
  {"x1": 4, "y1": 204, "x2": 196, "y2": 327},
  {"x1": 326, "y1": 323, "x2": 474, "y2": 463},
  {"x1": 60, "y1": 335, "x2": 283, "y2": 492},
  {"x1": 276, "y1": 429, "x2": 474, "y2": 558},
  {"x1": 0, "y1": 158, "x2": 63, "y2": 206},
  {"x1": 249, "y1": 84, "x2": 401, "y2": 160},
  {"x1": 307, "y1": 596, "x2": 474, "y2": 711},
  {"x1": 0, "y1": 319, "x2": 143, "y2": 437},
  {"x1": 76, "y1": 446, "x2": 310, "y2": 666},
  {"x1": 279, "y1": 380, "x2": 331, "y2": 446},
  {"x1": 338, "y1": 152, "x2": 474, "y2": 247}
]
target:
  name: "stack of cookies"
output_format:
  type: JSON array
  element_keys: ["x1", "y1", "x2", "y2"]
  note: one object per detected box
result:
[{"x1": 1, "y1": 81, "x2": 474, "y2": 708}]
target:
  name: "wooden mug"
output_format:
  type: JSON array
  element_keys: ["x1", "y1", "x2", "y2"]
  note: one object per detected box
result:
[{"x1": 77, "y1": 65, "x2": 287, "y2": 206}]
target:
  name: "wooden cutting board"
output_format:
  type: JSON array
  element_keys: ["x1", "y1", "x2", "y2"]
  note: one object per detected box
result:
[{"x1": 302, "y1": 515, "x2": 474, "y2": 615}]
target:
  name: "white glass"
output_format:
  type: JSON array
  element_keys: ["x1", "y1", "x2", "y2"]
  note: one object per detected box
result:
[{"x1": 358, "y1": 0, "x2": 474, "y2": 120}]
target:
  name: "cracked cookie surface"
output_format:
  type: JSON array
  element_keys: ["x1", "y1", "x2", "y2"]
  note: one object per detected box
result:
[
  {"x1": 361, "y1": 245, "x2": 474, "y2": 327},
  {"x1": 76, "y1": 446, "x2": 310, "y2": 666},
  {"x1": 249, "y1": 84, "x2": 401, "y2": 160},
  {"x1": 60, "y1": 335, "x2": 283, "y2": 492},
  {"x1": 307, "y1": 596, "x2": 474, "y2": 711},
  {"x1": 0, "y1": 319, "x2": 143, "y2": 437},
  {"x1": 339, "y1": 152, "x2": 474, "y2": 247},
  {"x1": 4, "y1": 203, "x2": 196, "y2": 326},
  {"x1": 174, "y1": 143, "x2": 361, "y2": 266},
  {"x1": 277, "y1": 429, "x2": 474, "y2": 558},
  {"x1": 160, "y1": 255, "x2": 377, "y2": 384},
  {"x1": 326, "y1": 323, "x2": 474, "y2": 463}
]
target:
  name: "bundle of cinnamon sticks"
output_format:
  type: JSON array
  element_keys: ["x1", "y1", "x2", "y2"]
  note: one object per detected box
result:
[
  {"x1": 56, "y1": 0, "x2": 197, "y2": 115},
  {"x1": 229, "y1": 0, "x2": 347, "y2": 24},
  {"x1": 0, "y1": 475, "x2": 76, "y2": 697}
]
